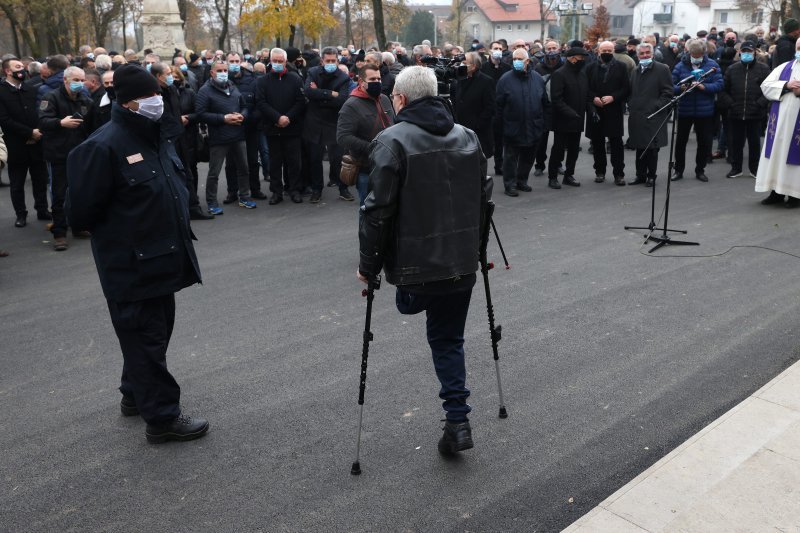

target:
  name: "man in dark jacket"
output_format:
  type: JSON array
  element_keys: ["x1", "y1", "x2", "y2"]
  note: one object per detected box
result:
[
  {"x1": 483, "y1": 41, "x2": 512, "y2": 174},
  {"x1": 39, "y1": 65, "x2": 94, "y2": 250},
  {"x1": 773, "y1": 19, "x2": 800, "y2": 66},
  {"x1": 453, "y1": 52, "x2": 495, "y2": 160},
  {"x1": 628, "y1": 43, "x2": 674, "y2": 186},
  {"x1": 195, "y1": 59, "x2": 257, "y2": 214},
  {"x1": 719, "y1": 41, "x2": 770, "y2": 178},
  {"x1": 336, "y1": 63, "x2": 395, "y2": 206},
  {"x1": 65, "y1": 64, "x2": 208, "y2": 444},
  {"x1": 37, "y1": 55, "x2": 69, "y2": 105},
  {"x1": 670, "y1": 39, "x2": 723, "y2": 182},
  {"x1": 586, "y1": 40, "x2": 630, "y2": 185},
  {"x1": 303, "y1": 47, "x2": 353, "y2": 203},
  {"x1": 533, "y1": 40, "x2": 563, "y2": 177},
  {"x1": 93, "y1": 70, "x2": 115, "y2": 128},
  {"x1": 496, "y1": 48, "x2": 547, "y2": 195},
  {"x1": 0, "y1": 58, "x2": 50, "y2": 227},
  {"x1": 255, "y1": 47, "x2": 306, "y2": 204},
  {"x1": 357, "y1": 66, "x2": 488, "y2": 456},
  {"x1": 659, "y1": 35, "x2": 682, "y2": 71},
  {"x1": 548, "y1": 44, "x2": 591, "y2": 188}
]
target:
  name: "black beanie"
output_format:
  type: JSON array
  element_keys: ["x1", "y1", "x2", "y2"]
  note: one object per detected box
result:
[
  {"x1": 189, "y1": 52, "x2": 200, "y2": 63},
  {"x1": 113, "y1": 64, "x2": 161, "y2": 103}
]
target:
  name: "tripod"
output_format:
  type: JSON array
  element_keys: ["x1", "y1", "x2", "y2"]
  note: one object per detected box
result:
[{"x1": 624, "y1": 80, "x2": 701, "y2": 253}]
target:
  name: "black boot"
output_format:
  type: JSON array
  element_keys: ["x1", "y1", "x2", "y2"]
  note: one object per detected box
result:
[
  {"x1": 120, "y1": 396, "x2": 139, "y2": 416},
  {"x1": 438, "y1": 421, "x2": 474, "y2": 455},
  {"x1": 146, "y1": 414, "x2": 209, "y2": 443},
  {"x1": 761, "y1": 191, "x2": 785, "y2": 205}
]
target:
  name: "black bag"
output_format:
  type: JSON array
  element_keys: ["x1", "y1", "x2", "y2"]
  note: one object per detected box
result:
[{"x1": 196, "y1": 124, "x2": 210, "y2": 163}]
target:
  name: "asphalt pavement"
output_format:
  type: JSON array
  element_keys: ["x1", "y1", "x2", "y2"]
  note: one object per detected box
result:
[{"x1": 1, "y1": 135, "x2": 799, "y2": 532}]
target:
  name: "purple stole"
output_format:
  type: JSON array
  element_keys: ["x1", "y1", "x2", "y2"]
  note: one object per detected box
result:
[{"x1": 765, "y1": 60, "x2": 800, "y2": 164}]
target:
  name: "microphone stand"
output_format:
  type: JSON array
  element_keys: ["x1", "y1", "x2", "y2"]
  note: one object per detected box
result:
[{"x1": 625, "y1": 71, "x2": 712, "y2": 252}]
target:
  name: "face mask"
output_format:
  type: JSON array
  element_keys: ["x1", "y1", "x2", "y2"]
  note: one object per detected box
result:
[
  {"x1": 639, "y1": 58, "x2": 653, "y2": 66},
  {"x1": 726, "y1": 39, "x2": 735, "y2": 47},
  {"x1": 87, "y1": 53, "x2": 95, "y2": 60},
  {"x1": 272, "y1": 63, "x2": 285, "y2": 73},
  {"x1": 740, "y1": 52, "x2": 754, "y2": 63},
  {"x1": 244, "y1": 54, "x2": 252, "y2": 60},
  {"x1": 134, "y1": 95, "x2": 163, "y2": 121},
  {"x1": 571, "y1": 59, "x2": 585, "y2": 69},
  {"x1": 105, "y1": 86, "x2": 115, "y2": 100},
  {"x1": 691, "y1": 56, "x2": 703, "y2": 65},
  {"x1": 512, "y1": 59, "x2": 525, "y2": 71},
  {"x1": 146, "y1": 63, "x2": 152, "y2": 72},
  {"x1": 12, "y1": 69, "x2": 26, "y2": 81},
  {"x1": 69, "y1": 81, "x2": 84, "y2": 93},
  {"x1": 600, "y1": 53, "x2": 613, "y2": 63},
  {"x1": 670, "y1": 41, "x2": 678, "y2": 48},
  {"x1": 337, "y1": 55, "x2": 344, "y2": 62},
  {"x1": 165, "y1": 74, "x2": 174, "y2": 86},
  {"x1": 366, "y1": 81, "x2": 382, "y2": 98},
  {"x1": 179, "y1": 64, "x2": 188, "y2": 72},
  {"x1": 229, "y1": 63, "x2": 241, "y2": 73},
  {"x1": 324, "y1": 63, "x2": 337, "y2": 73},
  {"x1": 795, "y1": 51, "x2": 800, "y2": 61},
  {"x1": 491, "y1": 50, "x2": 502, "y2": 59},
  {"x1": 216, "y1": 72, "x2": 228, "y2": 83}
]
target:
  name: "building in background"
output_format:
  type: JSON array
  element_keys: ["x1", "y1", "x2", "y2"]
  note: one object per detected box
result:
[{"x1": 628, "y1": 0, "x2": 768, "y2": 37}]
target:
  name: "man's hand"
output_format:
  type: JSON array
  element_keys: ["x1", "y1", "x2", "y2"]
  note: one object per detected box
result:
[
  {"x1": 31, "y1": 128, "x2": 42, "y2": 141},
  {"x1": 309, "y1": 81, "x2": 318, "y2": 89},
  {"x1": 277, "y1": 115, "x2": 290, "y2": 127},
  {"x1": 695, "y1": 83, "x2": 705, "y2": 91},
  {"x1": 181, "y1": 115, "x2": 189, "y2": 126},
  {"x1": 787, "y1": 80, "x2": 800, "y2": 90},
  {"x1": 601, "y1": 95, "x2": 614, "y2": 105},
  {"x1": 60, "y1": 117, "x2": 83, "y2": 129},
  {"x1": 331, "y1": 91, "x2": 339, "y2": 98},
  {"x1": 224, "y1": 113, "x2": 244, "y2": 125},
  {"x1": 593, "y1": 97, "x2": 603, "y2": 107},
  {"x1": 356, "y1": 269, "x2": 368, "y2": 284}
]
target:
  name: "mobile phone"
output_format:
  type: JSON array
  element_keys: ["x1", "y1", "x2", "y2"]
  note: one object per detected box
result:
[{"x1": 72, "y1": 112, "x2": 83, "y2": 120}]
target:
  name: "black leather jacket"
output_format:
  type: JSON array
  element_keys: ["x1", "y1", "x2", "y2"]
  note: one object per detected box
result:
[{"x1": 359, "y1": 96, "x2": 488, "y2": 286}]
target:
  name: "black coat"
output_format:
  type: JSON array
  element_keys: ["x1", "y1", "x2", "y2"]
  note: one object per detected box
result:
[
  {"x1": 160, "y1": 83, "x2": 184, "y2": 141},
  {"x1": 0, "y1": 79, "x2": 40, "y2": 150},
  {"x1": 231, "y1": 69, "x2": 261, "y2": 128},
  {"x1": 719, "y1": 60, "x2": 771, "y2": 121},
  {"x1": 627, "y1": 62, "x2": 673, "y2": 149},
  {"x1": 481, "y1": 59, "x2": 511, "y2": 84},
  {"x1": 453, "y1": 71, "x2": 495, "y2": 156},
  {"x1": 495, "y1": 69, "x2": 548, "y2": 146},
  {"x1": 38, "y1": 85, "x2": 94, "y2": 162},
  {"x1": 336, "y1": 90, "x2": 395, "y2": 172},
  {"x1": 585, "y1": 59, "x2": 630, "y2": 138},
  {"x1": 302, "y1": 65, "x2": 351, "y2": 144},
  {"x1": 549, "y1": 62, "x2": 591, "y2": 133},
  {"x1": 255, "y1": 70, "x2": 306, "y2": 136},
  {"x1": 659, "y1": 45, "x2": 681, "y2": 70},
  {"x1": 195, "y1": 79, "x2": 248, "y2": 145},
  {"x1": 773, "y1": 34, "x2": 796, "y2": 67},
  {"x1": 65, "y1": 104, "x2": 201, "y2": 303}
]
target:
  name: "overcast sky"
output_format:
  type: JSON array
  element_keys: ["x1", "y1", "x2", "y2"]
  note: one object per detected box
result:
[{"x1": 408, "y1": 0, "x2": 452, "y2": 5}]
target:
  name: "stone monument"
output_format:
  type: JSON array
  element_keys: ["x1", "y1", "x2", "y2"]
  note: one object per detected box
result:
[{"x1": 140, "y1": 0, "x2": 188, "y2": 58}]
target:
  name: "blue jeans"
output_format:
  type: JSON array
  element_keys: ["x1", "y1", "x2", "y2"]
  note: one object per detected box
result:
[
  {"x1": 395, "y1": 287, "x2": 473, "y2": 422},
  {"x1": 258, "y1": 132, "x2": 269, "y2": 180}
]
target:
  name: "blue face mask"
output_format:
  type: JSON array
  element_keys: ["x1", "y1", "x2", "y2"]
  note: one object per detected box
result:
[
  {"x1": 244, "y1": 54, "x2": 252, "y2": 60},
  {"x1": 216, "y1": 72, "x2": 228, "y2": 83},
  {"x1": 272, "y1": 63, "x2": 285, "y2": 73},
  {"x1": 740, "y1": 52, "x2": 754, "y2": 63},
  {"x1": 670, "y1": 41, "x2": 678, "y2": 48},
  {"x1": 324, "y1": 63, "x2": 337, "y2": 73},
  {"x1": 165, "y1": 74, "x2": 174, "y2": 86},
  {"x1": 691, "y1": 56, "x2": 703, "y2": 65},
  {"x1": 229, "y1": 63, "x2": 241, "y2": 73},
  {"x1": 69, "y1": 81, "x2": 84, "y2": 93},
  {"x1": 639, "y1": 58, "x2": 653, "y2": 66},
  {"x1": 795, "y1": 51, "x2": 800, "y2": 60},
  {"x1": 146, "y1": 63, "x2": 152, "y2": 72},
  {"x1": 512, "y1": 59, "x2": 525, "y2": 71},
  {"x1": 179, "y1": 64, "x2": 188, "y2": 72}
]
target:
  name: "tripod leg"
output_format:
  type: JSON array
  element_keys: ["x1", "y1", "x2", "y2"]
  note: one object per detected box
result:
[
  {"x1": 490, "y1": 219, "x2": 510, "y2": 269},
  {"x1": 481, "y1": 261, "x2": 508, "y2": 418},
  {"x1": 351, "y1": 278, "x2": 379, "y2": 475}
]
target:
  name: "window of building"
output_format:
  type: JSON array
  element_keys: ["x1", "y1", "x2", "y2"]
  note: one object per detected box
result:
[
  {"x1": 496, "y1": 24, "x2": 501, "y2": 30},
  {"x1": 662, "y1": 3, "x2": 672, "y2": 13},
  {"x1": 524, "y1": 24, "x2": 529, "y2": 30},
  {"x1": 612, "y1": 15, "x2": 625, "y2": 28},
  {"x1": 751, "y1": 11, "x2": 763, "y2": 23},
  {"x1": 473, "y1": 24, "x2": 480, "y2": 38},
  {"x1": 466, "y1": 5, "x2": 476, "y2": 12},
  {"x1": 719, "y1": 11, "x2": 728, "y2": 23},
  {"x1": 508, "y1": 24, "x2": 513, "y2": 30}
]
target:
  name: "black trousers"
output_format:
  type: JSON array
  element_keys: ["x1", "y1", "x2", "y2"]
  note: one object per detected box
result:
[
  {"x1": 535, "y1": 130, "x2": 550, "y2": 170},
  {"x1": 175, "y1": 136, "x2": 200, "y2": 210},
  {"x1": 635, "y1": 148, "x2": 659, "y2": 179},
  {"x1": 674, "y1": 116, "x2": 714, "y2": 174},
  {"x1": 492, "y1": 120, "x2": 504, "y2": 171},
  {"x1": 107, "y1": 293, "x2": 181, "y2": 425},
  {"x1": 729, "y1": 118, "x2": 762, "y2": 174},
  {"x1": 226, "y1": 129, "x2": 262, "y2": 195},
  {"x1": 548, "y1": 132, "x2": 581, "y2": 178},
  {"x1": 8, "y1": 144, "x2": 49, "y2": 217},
  {"x1": 307, "y1": 141, "x2": 345, "y2": 192},
  {"x1": 590, "y1": 134, "x2": 625, "y2": 177},
  {"x1": 48, "y1": 161, "x2": 68, "y2": 238},
  {"x1": 268, "y1": 135, "x2": 302, "y2": 195},
  {"x1": 502, "y1": 143, "x2": 536, "y2": 190}
]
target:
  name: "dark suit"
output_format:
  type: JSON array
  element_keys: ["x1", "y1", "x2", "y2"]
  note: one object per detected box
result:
[
  {"x1": 453, "y1": 71, "x2": 495, "y2": 158},
  {"x1": 585, "y1": 59, "x2": 630, "y2": 178},
  {"x1": 548, "y1": 61, "x2": 591, "y2": 179}
]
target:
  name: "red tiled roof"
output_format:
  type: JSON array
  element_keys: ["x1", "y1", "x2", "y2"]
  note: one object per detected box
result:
[{"x1": 472, "y1": 0, "x2": 548, "y2": 22}]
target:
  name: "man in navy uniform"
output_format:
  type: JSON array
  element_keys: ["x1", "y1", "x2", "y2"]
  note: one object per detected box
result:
[{"x1": 66, "y1": 65, "x2": 209, "y2": 444}]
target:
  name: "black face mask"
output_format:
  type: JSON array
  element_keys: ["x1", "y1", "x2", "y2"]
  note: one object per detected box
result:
[
  {"x1": 726, "y1": 39, "x2": 735, "y2": 47},
  {"x1": 105, "y1": 86, "x2": 115, "y2": 100},
  {"x1": 366, "y1": 81, "x2": 382, "y2": 98},
  {"x1": 570, "y1": 60, "x2": 585, "y2": 70},
  {"x1": 600, "y1": 53, "x2": 614, "y2": 63},
  {"x1": 12, "y1": 69, "x2": 26, "y2": 81}
]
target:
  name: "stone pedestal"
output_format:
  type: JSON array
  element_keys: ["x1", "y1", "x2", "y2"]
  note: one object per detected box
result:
[{"x1": 140, "y1": 0, "x2": 188, "y2": 58}]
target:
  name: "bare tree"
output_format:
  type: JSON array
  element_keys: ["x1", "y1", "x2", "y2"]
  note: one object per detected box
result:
[
  {"x1": 214, "y1": 0, "x2": 231, "y2": 50},
  {"x1": 89, "y1": 0, "x2": 123, "y2": 47}
]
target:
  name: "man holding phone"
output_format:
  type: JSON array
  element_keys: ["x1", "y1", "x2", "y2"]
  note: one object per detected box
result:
[{"x1": 39, "y1": 65, "x2": 94, "y2": 251}]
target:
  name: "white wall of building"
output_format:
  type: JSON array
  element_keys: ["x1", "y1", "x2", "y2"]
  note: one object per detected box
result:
[
  {"x1": 462, "y1": 10, "x2": 547, "y2": 43},
  {"x1": 631, "y1": 0, "x2": 768, "y2": 38}
]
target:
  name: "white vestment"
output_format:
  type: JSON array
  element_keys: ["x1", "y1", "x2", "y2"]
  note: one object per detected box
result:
[{"x1": 755, "y1": 60, "x2": 800, "y2": 198}]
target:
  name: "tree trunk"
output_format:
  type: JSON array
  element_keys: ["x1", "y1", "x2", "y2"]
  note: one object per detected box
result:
[
  {"x1": 326, "y1": 0, "x2": 335, "y2": 46},
  {"x1": 345, "y1": 0, "x2": 352, "y2": 46},
  {"x1": 289, "y1": 24, "x2": 296, "y2": 48},
  {"x1": 9, "y1": 16, "x2": 21, "y2": 57},
  {"x1": 122, "y1": 1, "x2": 127, "y2": 50},
  {"x1": 372, "y1": 0, "x2": 386, "y2": 49},
  {"x1": 216, "y1": 0, "x2": 230, "y2": 51}
]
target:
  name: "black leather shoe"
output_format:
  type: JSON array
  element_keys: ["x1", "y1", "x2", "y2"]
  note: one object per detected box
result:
[
  {"x1": 146, "y1": 414, "x2": 209, "y2": 443},
  {"x1": 533, "y1": 168, "x2": 544, "y2": 177},
  {"x1": 504, "y1": 188, "x2": 519, "y2": 197},
  {"x1": 516, "y1": 183, "x2": 532, "y2": 192},
  {"x1": 671, "y1": 172, "x2": 683, "y2": 181},
  {"x1": 594, "y1": 174, "x2": 605, "y2": 183},
  {"x1": 222, "y1": 194, "x2": 238, "y2": 205},
  {"x1": 695, "y1": 172, "x2": 708, "y2": 182},
  {"x1": 189, "y1": 208, "x2": 214, "y2": 220},
  {"x1": 268, "y1": 194, "x2": 283, "y2": 205},
  {"x1": 562, "y1": 175, "x2": 581, "y2": 187},
  {"x1": 614, "y1": 176, "x2": 626, "y2": 186},
  {"x1": 14, "y1": 215, "x2": 26, "y2": 228},
  {"x1": 786, "y1": 196, "x2": 800, "y2": 208},
  {"x1": 548, "y1": 178, "x2": 561, "y2": 189},
  {"x1": 645, "y1": 177, "x2": 655, "y2": 187},
  {"x1": 37, "y1": 210, "x2": 52, "y2": 221},
  {"x1": 438, "y1": 421, "x2": 474, "y2": 455},
  {"x1": 120, "y1": 396, "x2": 139, "y2": 416},
  {"x1": 291, "y1": 193, "x2": 303, "y2": 204},
  {"x1": 251, "y1": 190, "x2": 268, "y2": 200},
  {"x1": 761, "y1": 191, "x2": 785, "y2": 205},
  {"x1": 628, "y1": 176, "x2": 647, "y2": 185}
]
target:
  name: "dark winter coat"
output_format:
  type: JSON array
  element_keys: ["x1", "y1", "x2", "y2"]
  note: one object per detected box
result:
[
  {"x1": 671, "y1": 55, "x2": 723, "y2": 118},
  {"x1": 302, "y1": 65, "x2": 351, "y2": 144},
  {"x1": 379, "y1": 64, "x2": 395, "y2": 97},
  {"x1": 0, "y1": 79, "x2": 41, "y2": 150},
  {"x1": 65, "y1": 104, "x2": 201, "y2": 303},
  {"x1": 495, "y1": 68, "x2": 548, "y2": 146},
  {"x1": 628, "y1": 62, "x2": 673, "y2": 149},
  {"x1": 195, "y1": 78, "x2": 248, "y2": 146},
  {"x1": 37, "y1": 69, "x2": 63, "y2": 105},
  {"x1": 481, "y1": 58, "x2": 512, "y2": 84},
  {"x1": 452, "y1": 71, "x2": 495, "y2": 155},
  {"x1": 255, "y1": 70, "x2": 306, "y2": 136},
  {"x1": 659, "y1": 45, "x2": 681, "y2": 70},
  {"x1": 773, "y1": 34, "x2": 797, "y2": 68},
  {"x1": 549, "y1": 62, "x2": 591, "y2": 133},
  {"x1": 533, "y1": 59, "x2": 563, "y2": 129},
  {"x1": 231, "y1": 69, "x2": 261, "y2": 128},
  {"x1": 160, "y1": 83, "x2": 184, "y2": 141},
  {"x1": 719, "y1": 60, "x2": 771, "y2": 121},
  {"x1": 336, "y1": 88, "x2": 395, "y2": 173},
  {"x1": 38, "y1": 84, "x2": 95, "y2": 162},
  {"x1": 585, "y1": 58, "x2": 630, "y2": 138}
]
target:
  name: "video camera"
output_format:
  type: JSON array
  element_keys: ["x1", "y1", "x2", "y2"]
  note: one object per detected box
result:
[{"x1": 420, "y1": 54, "x2": 468, "y2": 98}]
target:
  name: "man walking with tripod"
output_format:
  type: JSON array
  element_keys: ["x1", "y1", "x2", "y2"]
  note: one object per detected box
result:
[{"x1": 357, "y1": 66, "x2": 489, "y2": 456}]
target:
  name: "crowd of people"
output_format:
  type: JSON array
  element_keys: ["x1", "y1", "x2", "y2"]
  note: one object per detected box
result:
[{"x1": 2, "y1": 20, "x2": 799, "y2": 256}]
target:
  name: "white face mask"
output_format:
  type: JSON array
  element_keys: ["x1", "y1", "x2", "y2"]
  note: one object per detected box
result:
[{"x1": 134, "y1": 95, "x2": 164, "y2": 121}]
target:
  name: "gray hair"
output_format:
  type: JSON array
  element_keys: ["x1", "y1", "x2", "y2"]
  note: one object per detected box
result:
[
  {"x1": 210, "y1": 59, "x2": 228, "y2": 69},
  {"x1": 270, "y1": 47, "x2": 287, "y2": 60},
  {"x1": 321, "y1": 46, "x2": 338, "y2": 57},
  {"x1": 382, "y1": 51, "x2": 395, "y2": 65},
  {"x1": 94, "y1": 54, "x2": 112, "y2": 70},
  {"x1": 150, "y1": 62, "x2": 171, "y2": 77},
  {"x1": 412, "y1": 44, "x2": 426, "y2": 57},
  {"x1": 685, "y1": 38, "x2": 706, "y2": 55},
  {"x1": 636, "y1": 43, "x2": 653, "y2": 53},
  {"x1": 366, "y1": 51, "x2": 382, "y2": 64},
  {"x1": 466, "y1": 51, "x2": 482, "y2": 68},
  {"x1": 28, "y1": 61, "x2": 41, "y2": 75},
  {"x1": 63, "y1": 66, "x2": 84, "y2": 79},
  {"x1": 393, "y1": 65, "x2": 437, "y2": 103}
]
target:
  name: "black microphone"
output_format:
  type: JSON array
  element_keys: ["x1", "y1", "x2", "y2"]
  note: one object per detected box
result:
[{"x1": 678, "y1": 66, "x2": 718, "y2": 87}]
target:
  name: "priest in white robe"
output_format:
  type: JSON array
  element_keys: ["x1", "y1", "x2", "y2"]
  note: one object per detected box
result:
[{"x1": 756, "y1": 36, "x2": 800, "y2": 208}]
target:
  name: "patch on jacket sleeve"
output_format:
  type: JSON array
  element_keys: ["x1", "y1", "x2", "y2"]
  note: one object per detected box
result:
[{"x1": 40, "y1": 100, "x2": 49, "y2": 111}]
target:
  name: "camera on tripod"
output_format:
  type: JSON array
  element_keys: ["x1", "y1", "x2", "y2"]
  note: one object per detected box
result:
[{"x1": 420, "y1": 54, "x2": 468, "y2": 98}]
